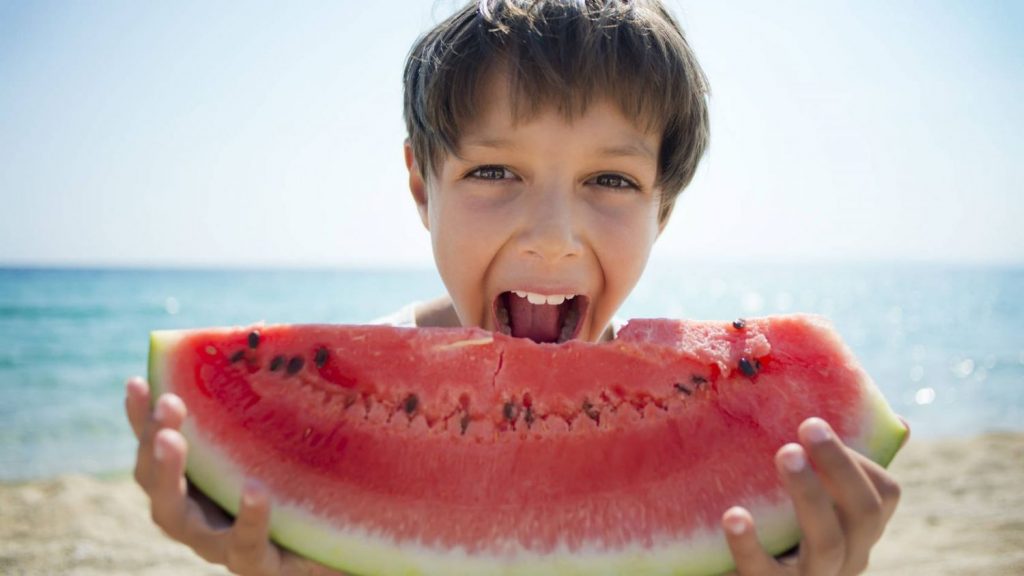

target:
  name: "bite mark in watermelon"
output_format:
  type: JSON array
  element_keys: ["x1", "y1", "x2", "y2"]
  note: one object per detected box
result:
[{"x1": 147, "y1": 315, "x2": 907, "y2": 576}]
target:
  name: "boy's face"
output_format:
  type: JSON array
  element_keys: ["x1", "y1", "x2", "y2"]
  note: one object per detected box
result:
[{"x1": 406, "y1": 73, "x2": 663, "y2": 343}]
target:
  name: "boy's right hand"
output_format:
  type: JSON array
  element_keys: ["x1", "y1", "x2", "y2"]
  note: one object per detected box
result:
[{"x1": 125, "y1": 377, "x2": 347, "y2": 576}]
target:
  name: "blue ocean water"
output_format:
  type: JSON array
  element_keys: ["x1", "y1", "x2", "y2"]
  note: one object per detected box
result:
[{"x1": 0, "y1": 263, "x2": 1021, "y2": 481}]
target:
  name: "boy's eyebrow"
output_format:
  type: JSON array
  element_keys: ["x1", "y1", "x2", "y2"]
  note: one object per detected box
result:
[
  {"x1": 460, "y1": 137, "x2": 519, "y2": 151},
  {"x1": 459, "y1": 138, "x2": 656, "y2": 161},
  {"x1": 595, "y1": 142, "x2": 657, "y2": 161}
]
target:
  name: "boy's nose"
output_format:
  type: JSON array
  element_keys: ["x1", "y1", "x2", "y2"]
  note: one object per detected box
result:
[{"x1": 518, "y1": 188, "x2": 582, "y2": 262}]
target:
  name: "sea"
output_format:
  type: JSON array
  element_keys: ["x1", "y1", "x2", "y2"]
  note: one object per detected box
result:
[{"x1": 1, "y1": 262, "x2": 1021, "y2": 481}]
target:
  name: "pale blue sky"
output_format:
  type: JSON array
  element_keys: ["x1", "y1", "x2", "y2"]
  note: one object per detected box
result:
[{"x1": 1, "y1": 0, "x2": 1021, "y2": 267}]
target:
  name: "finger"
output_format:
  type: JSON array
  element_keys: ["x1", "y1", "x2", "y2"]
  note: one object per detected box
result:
[
  {"x1": 848, "y1": 449, "x2": 902, "y2": 525},
  {"x1": 154, "y1": 392, "x2": 188, "y2": 430},
  {"x1": 147, "y1": 429, "x2": 234, "y2": 565},
  {"x1": 722, "y1": 506, "x2": 781, "y2": 575},
  {"x1": 225, "y1": 480, "x2": 282, "y2": 576},
  {"x1": 776, "y1": 442, "x2": 846, "y2": 575},
  {"x1": 799, "y1": 418, "x2": 884, "y2": 565},
  {"x1": 136, "y1": 413, "x2": 246, "y2": 568},
  {"x1": 125, "y1": 377, "x2": 150, "y2": 440},
  {"x1": 148, "y1": 428, "x2": 191, "y2": 540},
  {"x1": 134, "y1": 393, "x2": 187, "y2": 489}
]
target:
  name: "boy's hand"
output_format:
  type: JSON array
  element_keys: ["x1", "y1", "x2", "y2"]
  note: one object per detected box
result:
[
  {"x1": 721, "y1": 417, "x2": 904, "y2": 576},
  {"x1": 125, "y1": 377, "x2": 348, "y2": 576}
]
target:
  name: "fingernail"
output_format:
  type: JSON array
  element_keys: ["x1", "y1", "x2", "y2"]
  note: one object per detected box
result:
[
  {"x1": 723, "y1": 508, "x2": 747, "y2": 535},
  {"x1": 242, "y1": 479, "x2": 263, "y2": 508},
  {"x1": 805, "y1": 417, "x2": 831, "y2": 444},
  {"x1": 780, "y1": 444, "x2": 806, "y2": 473}
]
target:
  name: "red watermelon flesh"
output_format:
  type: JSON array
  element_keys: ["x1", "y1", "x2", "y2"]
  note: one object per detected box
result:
[{"x1": 148, "y1": 315, "x2": 907, "y2": 576}]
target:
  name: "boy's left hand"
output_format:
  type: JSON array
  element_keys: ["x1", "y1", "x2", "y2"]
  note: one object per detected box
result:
[{"x1": 721, "y1": 417, "x2": 904, "y2": 576}]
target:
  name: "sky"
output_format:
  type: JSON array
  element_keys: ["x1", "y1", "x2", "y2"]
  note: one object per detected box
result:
[{"x1": 1, "y1": 0, "x2": 1022, "y2": 268}]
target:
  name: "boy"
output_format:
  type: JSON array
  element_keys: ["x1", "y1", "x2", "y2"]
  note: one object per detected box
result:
[{"x1": 125, "y1": 1, "x2": 902, "y2": 574}]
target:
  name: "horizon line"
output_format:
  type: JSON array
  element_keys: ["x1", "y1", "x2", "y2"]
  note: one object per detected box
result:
[{"x1": 1, "y1": 257, "x2": 1022, "y2": 273}]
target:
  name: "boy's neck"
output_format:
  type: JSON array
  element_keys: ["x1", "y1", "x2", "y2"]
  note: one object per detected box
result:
[{"x1": 415, "y1": 296, "x2": 464, "y2": 328}]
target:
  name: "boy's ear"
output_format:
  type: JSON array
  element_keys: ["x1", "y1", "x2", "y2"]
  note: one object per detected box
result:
[
  {"x1": 404, "y1": 139, "x2": 430, "y2": 231},
  {"x1": 656, "y1": 195, "x2": 674, "y2": 237}
]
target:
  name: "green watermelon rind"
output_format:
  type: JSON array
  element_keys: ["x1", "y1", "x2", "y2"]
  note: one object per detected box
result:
[
  {"x1": 147, "y1": 322, "x2": 907, "y2": 576},
  {"x1": 859, "y1": 380, "x2": 908, "y2": 467}
]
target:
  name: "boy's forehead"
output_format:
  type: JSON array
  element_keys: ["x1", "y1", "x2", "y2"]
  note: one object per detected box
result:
[
  {"x1": 457, "y1": 69, "x2": 659, "y2": 159},
  {"x1": 462, "y1": 68, "x2": 534, "y2": 131}
]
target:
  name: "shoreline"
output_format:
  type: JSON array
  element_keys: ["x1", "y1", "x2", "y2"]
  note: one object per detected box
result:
[{"x1": 2, "y1": 432, "x2": 1022, "y2": 575}]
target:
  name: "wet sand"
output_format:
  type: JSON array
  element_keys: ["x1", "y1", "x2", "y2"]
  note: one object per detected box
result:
[{"x1": 2, "y1": 432, "x2": 1022, "y2": 575}]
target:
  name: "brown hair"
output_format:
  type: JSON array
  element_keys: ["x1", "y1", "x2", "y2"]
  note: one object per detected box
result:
[{"x1": 403, "y1": 0, "x2": 709, "y2": 223}]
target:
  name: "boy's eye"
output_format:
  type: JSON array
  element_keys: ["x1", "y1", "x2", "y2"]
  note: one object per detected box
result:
[
  {"x1": 591, "y1": 173, "x2": 639, "y2": 190},
  {"x1": 468, "y1": 165, "x2": 515, "y2": 180}
]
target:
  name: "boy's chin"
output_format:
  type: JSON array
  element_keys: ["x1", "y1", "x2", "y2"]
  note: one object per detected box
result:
[{"x1": 491, "y1": 292, "x2": 589, "y2": 344}]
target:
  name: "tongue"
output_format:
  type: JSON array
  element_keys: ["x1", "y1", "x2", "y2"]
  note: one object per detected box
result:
[{"x1": 508, "y1": 295, "x2": 561, "y2": 343}]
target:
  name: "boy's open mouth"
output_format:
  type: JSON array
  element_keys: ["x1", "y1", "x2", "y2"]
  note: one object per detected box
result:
[{"x1": 493, "y1": 291, "x2": 588, "y2": 344}]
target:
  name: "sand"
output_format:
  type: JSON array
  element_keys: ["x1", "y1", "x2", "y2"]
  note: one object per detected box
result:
[{"x1": 2, "y1": 432, "x2": 1022, "y2": 576}]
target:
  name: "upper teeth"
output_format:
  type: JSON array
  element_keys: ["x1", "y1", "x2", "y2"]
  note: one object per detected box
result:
[{"x1": 512, "y1": 290, "x2": 576, "y2": 306}]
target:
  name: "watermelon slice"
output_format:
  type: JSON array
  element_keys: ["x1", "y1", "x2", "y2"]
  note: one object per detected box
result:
[{"x1": 148, "y1": 315, "x2": 907, "y2": 576}]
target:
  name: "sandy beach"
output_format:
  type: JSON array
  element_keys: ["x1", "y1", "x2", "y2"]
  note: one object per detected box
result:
[{"x1": 2, "y1": 432, "x2": 1021, "y2": 576}]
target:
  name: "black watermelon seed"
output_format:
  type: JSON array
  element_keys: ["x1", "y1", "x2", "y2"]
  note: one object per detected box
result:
[
  {"x1": 733, "y1": 318, "x2": 746, "y2": 330},
  {"x1": 503, "y1": 401, "x2": 519, "y2": 421},
  {"x1": 248, "y1": 331, "x2": 260, "y2": 349},
  {"x1": 738, "y1": 357, "x2": 760, "y2": 378},
  {"x1": 230, "y1": 350, "x2": 245, "y2": 363},
  {"x1": 314, "y1": 347, "x2": 328, "y2": 368},
  {"x1": 269, "y1": 355, "x2": 285, "y2": 372},
  {"x1": 674, "y1": 383, "x2": 692, "y2": 395},
  {"x1": 524, "y1": 406, "x2": 535, "y2": 428},
  {"x1": 403, "y1": 394, "x2": 419, "y2": 414},
  {"x1": 286, "y1": 356, "x2": 304, "y2": 375},
  {"x1": 582, "y1": 400, "x2": 600, "y2": 422},
  {"x1": 691, "y1": 374, "x2": 709, "y2": 386},
  {"x1": 459, "y1": 413, "x2": 470, "y2": 435}
]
